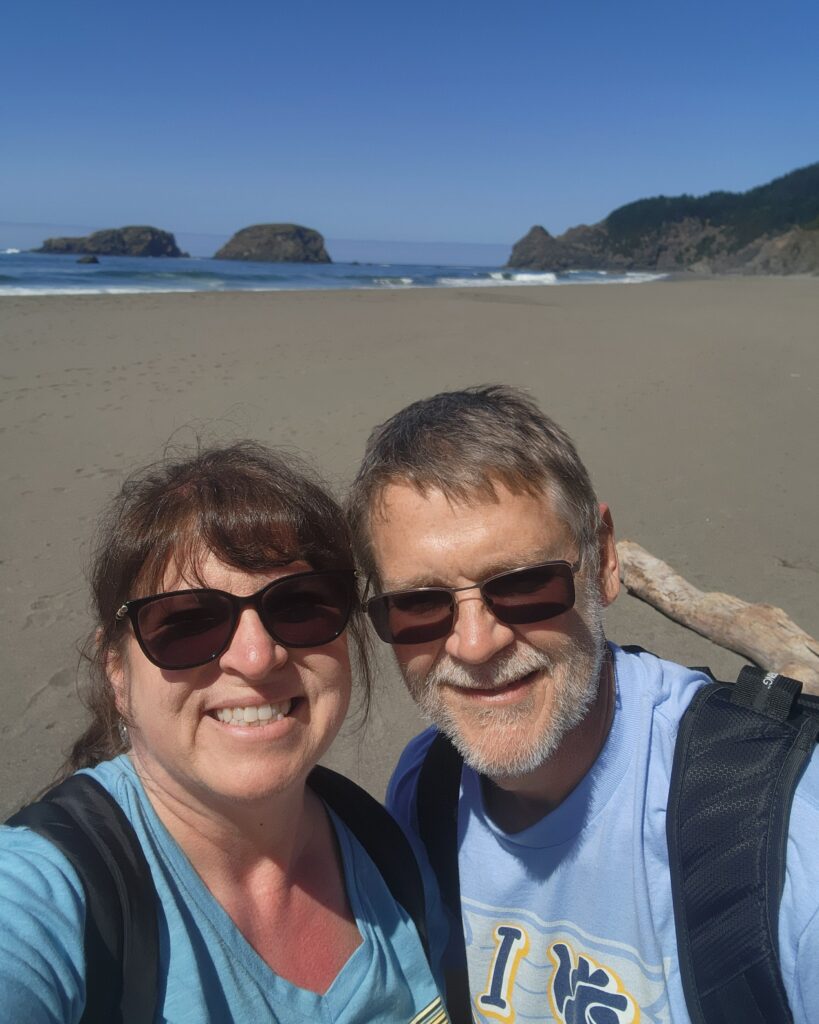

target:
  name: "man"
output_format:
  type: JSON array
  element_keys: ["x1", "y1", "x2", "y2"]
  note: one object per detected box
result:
[{"x1": 348, "y1": 385, "x2": 818, "y2": 1024}]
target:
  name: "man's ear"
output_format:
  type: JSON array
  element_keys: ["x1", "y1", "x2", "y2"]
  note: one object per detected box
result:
[{"x1": 596, "y1": 504, "x2": 620, "y2": 607}]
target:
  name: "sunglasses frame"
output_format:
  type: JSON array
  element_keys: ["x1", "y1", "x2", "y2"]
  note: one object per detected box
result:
[
  {"x1": 115, "y1": 568, "x2": 358, "y2": 670},
  {"x1": 363, "y1": 558, "x2": 582, "y2": 646}
]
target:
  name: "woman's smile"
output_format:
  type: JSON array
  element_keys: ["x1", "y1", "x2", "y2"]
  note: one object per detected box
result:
[{"x1": 210, "y1": 697, "x2": 295, "y2": 725}]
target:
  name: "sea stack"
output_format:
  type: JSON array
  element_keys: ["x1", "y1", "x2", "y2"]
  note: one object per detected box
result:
[
  {"x1": 35, "y1": 226, "x2": 187, "y2": 258},
  {"x1": 215, "y1": 224, "x2": 331, "y2": 263}
]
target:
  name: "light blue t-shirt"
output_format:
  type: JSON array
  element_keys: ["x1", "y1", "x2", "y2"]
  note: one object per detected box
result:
[
  {"x1": 0, "y1": 756, "x2": 450, "y2": 1023},
  {"x1": 387, "y1": 644, "x2": 819, "y2": 1024}
]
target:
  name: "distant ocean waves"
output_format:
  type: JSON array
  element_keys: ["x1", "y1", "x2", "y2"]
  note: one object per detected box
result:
[
  {"x1": 0, "y1": 252, "x2": 667, "y2": 297},
  {"x1": 442, "y1": 270, "x2": 666, "y2": 287}
]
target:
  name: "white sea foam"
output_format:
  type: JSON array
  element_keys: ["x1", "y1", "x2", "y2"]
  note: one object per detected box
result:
[
  {"x1": 622, "y1": 272, "x2": 668, "y2": 284},
  {"x1": 374, "y1": 277, "x2": 414, "y2": 287},
  {"x1": 565, "y1": 271, "x2": 669, "y2": 285},
  {"x1": 437, "y1": 271, "x2": 559, "y2": 288},
  {"x1": 507, "y1": 271, "x2": 558, "y2": 284},
  {"x1": 0, "y1": 286, "x2": 205, "y2": 297},
  {"x1": 1, "y1": 248, "x2": 21, "y2": 255}
]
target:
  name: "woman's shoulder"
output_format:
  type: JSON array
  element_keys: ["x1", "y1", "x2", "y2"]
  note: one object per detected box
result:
[
  {"x1": 0, "y1": 817, "x2": 87, "y2": 1022},
  {"x1": 1, "y1": 812, "x2": 85, "y2": 890},
  {"x1": 0, "y1": 761, "x2": 140, "y2": 918},
  {"x1": 0, "y1": 758, "x2": 157, "y2": 1023},
  {"x1": 0, "y1": 757, "x2": 141, "y2": 962},
  {"x1": 78, "y1": 753, "x2": 141, "y2": 803}
]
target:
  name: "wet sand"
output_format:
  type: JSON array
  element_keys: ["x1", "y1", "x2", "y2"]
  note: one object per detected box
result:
[{"x1": 1, "y1": 277, "x2": 817, "y2": 815}]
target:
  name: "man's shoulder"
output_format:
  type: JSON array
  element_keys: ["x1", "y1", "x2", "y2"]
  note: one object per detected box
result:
[
  {"x1": 610, "y1": 642, "x2": 712, "y2": 728},
  {"x1": 793, "y1": 736, "x2": 819, "y2": 816},
  {"x1": 386, "y1": 727, "x2": 440, "y2": 833}
]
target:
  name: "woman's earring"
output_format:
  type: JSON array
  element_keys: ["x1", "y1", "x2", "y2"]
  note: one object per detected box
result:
[{"x1": 117, "y1": 718, "x2": 130, "y2": 747}]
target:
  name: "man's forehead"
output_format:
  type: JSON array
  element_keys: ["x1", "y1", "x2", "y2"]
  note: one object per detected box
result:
[
  {"x1": 368, "y1": 478, "x2": 575, "y2": 583},
  {"x1": 369, "y1": 475, "x2": 553, "y2": 522}
]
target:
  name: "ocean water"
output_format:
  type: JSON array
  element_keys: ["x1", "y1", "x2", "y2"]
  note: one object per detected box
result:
[{"x1": 0, "y1": 251, "x2": 666, "y2": 297}]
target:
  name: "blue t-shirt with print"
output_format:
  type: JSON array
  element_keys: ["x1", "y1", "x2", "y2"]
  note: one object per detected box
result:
[
  {"x1": 0, "y1": 756, "x2": 450, "y2": 1023},
  {"x1": 387, "y1": 644, "x2": 819, "y2": 1024}
]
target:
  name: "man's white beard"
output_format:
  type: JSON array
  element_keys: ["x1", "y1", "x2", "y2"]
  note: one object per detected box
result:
[{"x1": 401, "y1": 585, "x2": 608, "y2": 779}]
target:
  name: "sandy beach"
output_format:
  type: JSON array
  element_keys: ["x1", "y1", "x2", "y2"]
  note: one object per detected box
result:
[{"x1": 1, "y1": 277, "x2": 817, "y2": 816}]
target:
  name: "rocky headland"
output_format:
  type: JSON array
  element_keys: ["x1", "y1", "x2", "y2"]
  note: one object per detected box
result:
[
  {"x1": 509, "y1": 162, "x2": 819, "y2": 275},
  {"x1": 214, "y1": 224, "x2": 331, "y2": 263},
  {"x1": 35, "y1": 226, "x2": 187, "y2": 258}
]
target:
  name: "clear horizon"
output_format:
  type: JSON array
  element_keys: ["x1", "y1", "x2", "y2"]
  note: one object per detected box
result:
[{"x1": 3, "y1": 0, "x2": 817, "y2": 256}]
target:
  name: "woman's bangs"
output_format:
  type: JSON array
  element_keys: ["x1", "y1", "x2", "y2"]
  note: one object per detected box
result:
[{"x1": 200, "y1": 502, "x2": 304, "y2": 576}]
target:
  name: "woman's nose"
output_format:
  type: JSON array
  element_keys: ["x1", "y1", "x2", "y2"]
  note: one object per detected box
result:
[{"x1": 218, "y1": 609, "x2": 288, "y2": 679}]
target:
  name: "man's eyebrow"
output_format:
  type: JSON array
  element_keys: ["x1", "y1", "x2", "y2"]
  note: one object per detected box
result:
[
  {"x1": 471, "y1": 550, "x2": 568, "y2": 580},
  {"x1": 377, "y1": 572, "x2": 442, "y2": 592},
  {"x1": 380, "y1": 548, "x2": 570, "y2": 591}
]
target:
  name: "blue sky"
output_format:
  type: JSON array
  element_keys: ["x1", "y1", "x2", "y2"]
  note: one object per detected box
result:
[{"x1": 2, "y1": 0, "x2": 817, "y2": 258}]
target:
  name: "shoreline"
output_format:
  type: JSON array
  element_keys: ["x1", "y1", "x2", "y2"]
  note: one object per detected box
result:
[
  {"x1": 3, "y1": 269, "x2": 815, "y2": 302},
  {"x1": 2, "y1": 277, "x2": 817, "y2": 813}
]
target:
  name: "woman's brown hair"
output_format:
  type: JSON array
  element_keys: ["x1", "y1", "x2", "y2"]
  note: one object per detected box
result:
[{"x1": 60, "y1": 441, "x2": 370, "y2": 779}]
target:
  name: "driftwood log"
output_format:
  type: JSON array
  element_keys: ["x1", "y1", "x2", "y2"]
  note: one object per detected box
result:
[{"x1": 616, "y1": 540, "x2": 819, "y2": 695}]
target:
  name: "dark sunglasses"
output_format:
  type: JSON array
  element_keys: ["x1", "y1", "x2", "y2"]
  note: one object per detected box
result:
[
  {"x1": 364, "y1": 559, "x2": 581, "y2": 645},
  {"x1": 116, "y1": 569, "x2": 358, "y2": 670}
]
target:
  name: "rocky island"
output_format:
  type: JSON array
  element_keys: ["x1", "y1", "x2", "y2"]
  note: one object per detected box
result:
[
  {"x1": 214, "y1": 224, "x2": 331, "y2": 263},
  {"x1": 509, "y1": 162, "x2": 819, "y2": 275},
  {"x1": 35, "y1": 226, "x2": 187, "y2": 258}
]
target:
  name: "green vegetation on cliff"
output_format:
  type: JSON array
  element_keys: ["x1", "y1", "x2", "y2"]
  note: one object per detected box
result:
[
  {"x1": 605, "y1": 163, "x2": 819, "y2": 253},
  {"x1": 509, "y1": 161, "x2": 819, "y2": 273}
]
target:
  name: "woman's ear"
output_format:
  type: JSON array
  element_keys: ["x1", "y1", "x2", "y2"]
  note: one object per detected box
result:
[
  {"x1": 596, "y1": 504, "x2": 620, "y2": 607},
  {"x1": 100, "y1": 628, "x2": 129, "y2": 716}
]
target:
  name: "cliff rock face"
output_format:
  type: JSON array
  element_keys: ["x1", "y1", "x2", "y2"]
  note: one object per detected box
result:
[
  {"x1": 36, "y1": 226, "x2": 186, "y2": 257},
  {"x1": 214, "y1": 224, "x2": 331, "y2": 263},
  {"x1": 508, "y1": 163, "x2": 819, "y2": 275},
  {"x1": 743, "y1": 228, "x2": 819, "y2": 275}
]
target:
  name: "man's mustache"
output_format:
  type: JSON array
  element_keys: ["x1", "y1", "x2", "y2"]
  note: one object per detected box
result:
[{"x1": 422, "y1": 645, "x2": 556, "y2": 691}]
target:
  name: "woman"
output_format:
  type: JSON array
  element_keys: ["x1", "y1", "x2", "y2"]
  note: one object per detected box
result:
[{"x1": 0, "y1": 442, "x2": 448, "y2": 1023}]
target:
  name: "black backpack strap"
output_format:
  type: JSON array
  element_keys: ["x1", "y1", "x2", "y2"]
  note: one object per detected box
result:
[
  {"x1": 6, "y1": 774, "x2": 159, "y2": 1024},
  {"x1": 416, "y1": 733, "x2": 471, "y2": 1024},
  {"x1": 667, "y1": 668, "x2": 819, "y2": 1024},
  {"x1": 307, "y1": 765, "x2": 430, "y2": 961}
]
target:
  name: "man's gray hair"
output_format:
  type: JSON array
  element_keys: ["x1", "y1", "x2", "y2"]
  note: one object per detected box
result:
[{"x1": 348, "y1": 384, "x2": 602, "y2": 579}]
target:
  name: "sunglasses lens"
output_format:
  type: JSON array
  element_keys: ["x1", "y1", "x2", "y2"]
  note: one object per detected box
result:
[
  {"x1": 367, "y1": 590, "x2": 454, "y2": 645},
  {"x1": 483, "y1": 563, "x2": 575, "y2": 624},
  {"x1": 262, "y1": 573, "x2": 354, "y2": 647},
  {"x1": 136, "y1": 591, "x2": 235, "y2": 669}
]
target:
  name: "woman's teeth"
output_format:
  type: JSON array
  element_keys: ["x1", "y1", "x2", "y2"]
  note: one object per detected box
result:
[{"x1": 213, "y1": 700, "x2": 293, "y2": 725}]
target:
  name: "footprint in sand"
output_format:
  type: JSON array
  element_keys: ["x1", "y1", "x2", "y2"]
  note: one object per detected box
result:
[
  {"x1": 24, "y1": 590, "x2": 85, "y2": 631},
  {"x1": 3, "y1": 667, "x2": 76, "y2": 737},
  {"x1": 72, "y1": 466, "x2": 119, "y2": 481}
]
